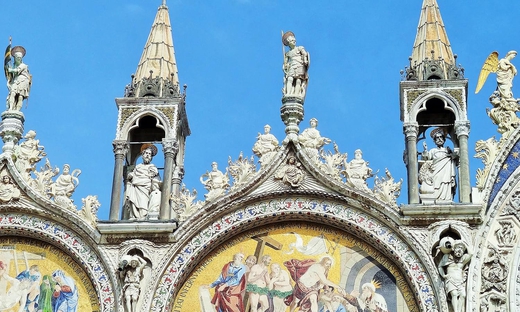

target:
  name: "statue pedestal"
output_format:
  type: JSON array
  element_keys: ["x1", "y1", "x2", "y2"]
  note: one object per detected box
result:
[
  {"x1": 280, "y1": 96, "x2": 304, "y2": 141},
  {"x1": 0, "y1": 110, "x2": 24, "y2": 154}
]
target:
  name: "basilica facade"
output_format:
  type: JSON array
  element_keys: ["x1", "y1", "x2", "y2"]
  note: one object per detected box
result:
[{"x1": 0, "y1": 1, "x2": 518, "y2": 312}]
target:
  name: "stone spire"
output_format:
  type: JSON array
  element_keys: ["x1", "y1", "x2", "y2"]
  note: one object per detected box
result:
[
  {"x1": 405, "y1": 0, "x2": 463, "y2": 81},
  {"x1": 127, "y1": 1, "x2": 180, "y2": 98}
]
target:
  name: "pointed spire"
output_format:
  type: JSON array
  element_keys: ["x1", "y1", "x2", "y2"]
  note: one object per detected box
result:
[
  {"x1": 407, "y1": 0, "x2": 462, "y2": 80},
  {"x1": 131, "y1": 1, "x2": 180, "y2": 97}
]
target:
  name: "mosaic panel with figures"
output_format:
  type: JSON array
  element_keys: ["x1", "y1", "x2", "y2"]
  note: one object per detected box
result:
[
  {"x1": 171, "y1": 223, "x2": 418, "y2": 312},
  {"x1": 0, "y1": 237, "x2": 99, "y2": 312}
]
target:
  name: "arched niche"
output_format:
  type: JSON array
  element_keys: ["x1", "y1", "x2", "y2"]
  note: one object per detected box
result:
[{"x1": 149, "y1": 198, "x2": 442, "y2": 311}]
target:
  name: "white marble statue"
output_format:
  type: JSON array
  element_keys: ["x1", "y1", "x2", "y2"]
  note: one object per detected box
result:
[
  {"x1": 437, "y1": 238, "x2": 472, "y2": 312},
  {"x1": 282, "y1": 31, "x2": 310, "y2": 97},
  {"x1": 200, "y1": 162, "x2": 229, "y2": 201},
  {"x1": 124, "y1": 144, "x2": 161, "y2": 220},
  {"x1": 0, "y1": 175, "x2": 20, "y2": 203},
  {"x1": 344, "y1": 149, "x2": 374, "y2": 192},
  {"x1": 5, "y1": 45, "x2": 31, "y2": 111},
  {"x1": 119, "y1": 255, "x2": 147, "y2": 312},
  {"x1": 274, "y1": 156, "x2": 305, "y2": 188},
  {"x1": 476, "y1": 51, "x2": 520, "y2": 138},
  {"x1": 419, "y1": 128, "x2": 458, "y2": 203},
  {"x1": 50, "y1": 164, "x2": 80, "y2": 210},
  {"x1": 14, "y1": 130, "x2": 46, "y2": 180},
  {"x1": 476, "y1": 51, "x2": 518, "y2": 103},
  {"x1": 252, "y1": 124, "x2": 279, "y2": 166},
  {"x1": 298, "y1": 118, "x2": 331, "y2": 161}
]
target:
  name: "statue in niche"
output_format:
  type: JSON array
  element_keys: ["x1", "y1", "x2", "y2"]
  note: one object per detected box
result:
[
  {"x1": 200, "y1": 161, "x2": 229, "y2": 201},
  {"x1": 298, "y1": 118, "x2": 331, "y2": 160},
  {"x1": 0, "y1": 175, "x2": 20, "y2": 203},
  {"x1": 4, "y1": 45, "x2": 31, "y2": 111},
  {"x1": 282, "y1": 31, "x2": 310, "y2": 97},
  {"x1": 50, "y1": 164, "x2": 81, "y2": 210},
  {"x1": 124, "y1": 144, "x2": 161, "y2": 220},
  {"x1": 343, "y1": 149, "x2": 374, "y2": 192},
  {"x1": 14, "y1": 130, "x2": 46, "y2": 180},
  {"x1": 437, "y1": 237, "x2": 472, "y2": 312},
  {"x1": 419, "y1": 127, "x2": 458, "y2": 203},
  {"x1": 118, "y1": 255, "x2": 147, "y2": 312},
  {"x1": 274, "y1": 155, "x2": 305, "y2": 188},
  {"x1": 252, "y1": 124, "x2": 279, "y2": 166}
]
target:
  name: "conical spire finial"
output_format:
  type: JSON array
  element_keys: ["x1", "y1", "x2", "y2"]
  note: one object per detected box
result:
[
  {"x1": 131, "y1": 1, "x2": 180, "y2": 97},
  {"x1": 407, "y1": 0, "x2": 462, "y2": 80}
]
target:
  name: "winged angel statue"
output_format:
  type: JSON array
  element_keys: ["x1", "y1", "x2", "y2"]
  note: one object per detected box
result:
[{"x1": 476, "y1": 51, "x2": 520, "y2": 136}]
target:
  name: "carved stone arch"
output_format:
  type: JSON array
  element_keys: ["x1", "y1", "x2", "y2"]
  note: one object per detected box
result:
[
  {"x1": 468, "y1": 135, "x2": 520, "y2": 311},
  {"x1": 117, "y1": 107, "x2": 174, "y2": 141},
  {"x1": 149, "y1": 198, "x2": 443, "y2": 312},
  {"x1": 409, "y1": 90, "x2": 463, "y2": 123},
  {"x1": 0, "y1": 213, "x2": 116, "y2": 311}
]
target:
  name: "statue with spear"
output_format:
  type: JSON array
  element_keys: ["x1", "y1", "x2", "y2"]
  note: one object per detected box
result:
[
  {"x1": 281, "y1": 31, "x2": 310, "y2": 97},
  {"x1": 4, "y1": 38, "x2": 31, "y2": 111}
]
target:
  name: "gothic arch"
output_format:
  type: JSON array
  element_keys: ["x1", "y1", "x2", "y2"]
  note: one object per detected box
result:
[
  {"x1": 409, "y1": 90, "x2": 464, "y2": 123},
  {"x1": 116, "y1": 106, "x2": 176, "y2": 141}
]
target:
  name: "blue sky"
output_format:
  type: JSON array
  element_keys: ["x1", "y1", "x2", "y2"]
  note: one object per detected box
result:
[{"x1": 1, "y1": 1, "x2": 519, "y2": 219}]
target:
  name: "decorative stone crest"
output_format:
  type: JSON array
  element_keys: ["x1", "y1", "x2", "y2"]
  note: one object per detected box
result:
[
  {"x1": 228, "y1": 152, "x2": 256, "y2": 189},
  {"x1": 319, "y1": 143, "x2": 346, "y2": 181},
  {"x1": 373, "y1": 169, "x2": 402, "y2": 208},
  {"x1": 171, "y1": 185, "x2": 203, "y2": 222},
  {"x1": 78, "y1": 195, "x2": 100, "y2": 226},
  {"x1": 474, "y1": 137, "x2": 499, "y2": 191}
]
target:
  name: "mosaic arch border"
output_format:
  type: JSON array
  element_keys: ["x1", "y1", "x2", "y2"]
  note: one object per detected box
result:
[
  {"x1": 0, "y1": 213, "x2": 115, "y2": 311},
  {"x1": 150, "y1": 198, "x2": 440, "y2": 312},
  {"x1": 468, "y1": 160, "x2": 520, "y2": 312}
]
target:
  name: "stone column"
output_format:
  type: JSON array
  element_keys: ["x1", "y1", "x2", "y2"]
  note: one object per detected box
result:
[
  {"x1": 455, "y1": 121, "x2": 471, "y2": 203},
  {"x1": 160, "y1": 139, "x2": 178, "y2": 220},
  {"x1": 404, "y1": 123, "x2": 419, "y2": 204},
  {"x1": 109, "y1": 140, "x2": 128, "y2": 220},
  {"x1": 0, "y1": 111, "x2": 24, "y2": 155},
  {"x1": 280, "y1": 96, "x2": 304, "y2": 143}
]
